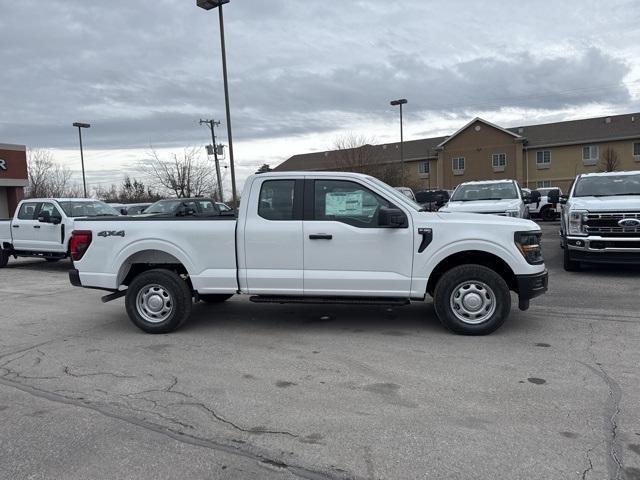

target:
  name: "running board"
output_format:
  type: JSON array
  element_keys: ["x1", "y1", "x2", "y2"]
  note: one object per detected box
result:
[{"x1": 249, "y1": 295, "x2": 410, "y2": 306}]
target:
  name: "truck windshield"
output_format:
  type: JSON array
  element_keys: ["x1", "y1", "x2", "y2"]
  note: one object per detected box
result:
[
  {"x1": 573, "y1": 173, "x2": 640, "y2": 197},
  {"x1": 451, "y1": 183, "x2": 518, "y2": 201},
  {"x1": 58, "y1": 201, "x2": 120, "y2": 217}
]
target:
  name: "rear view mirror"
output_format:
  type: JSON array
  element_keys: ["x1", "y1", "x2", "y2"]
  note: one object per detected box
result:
[{"x1": 378, "y1": 207, "x2": 408, "y2": 228}]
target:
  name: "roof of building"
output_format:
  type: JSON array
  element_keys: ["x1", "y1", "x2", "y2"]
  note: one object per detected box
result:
[
  {"x1": 510, "y1": 112, "x2": 640, "y2": 148},
  {"x1": 437, "y1": 117, "x2": 522, "y2": 148},
  {"x1": 275, "y1": 112, "x2": 640, "y2": 171},
  {"x1": 273, "y1": 136, "x2": 447, "y2": 171}
]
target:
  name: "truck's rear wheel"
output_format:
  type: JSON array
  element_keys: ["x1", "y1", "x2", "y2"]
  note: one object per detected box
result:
[
  {"x1": 563, "y1": 248, "x2": 581, "y2": 272},
  {"x1": 199, "y1": 294, "x2": 233, "y2": 303},
  {"x1": 125, "y1": 269, "x2": 192, "y2": 334},
  {"x1": 433, "y1": 265, "x2": 510, "y2": 335},
  {"x1": 0, "y1": 249, "x2": 9, "y2": 268}
]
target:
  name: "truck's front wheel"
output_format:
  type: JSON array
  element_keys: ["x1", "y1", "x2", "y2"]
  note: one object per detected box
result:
[
  {"x1": 0, "y1": 249, "x2": 9, "y2": 268},
  {"x1": 433, "y1": 265, "x2": 511, "y2": 335},
  {"x1": 125, "y1": 269, "x2": 192, "y2": 334}
]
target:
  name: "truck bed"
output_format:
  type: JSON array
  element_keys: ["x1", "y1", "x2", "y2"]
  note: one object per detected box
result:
[{"x1": 73, "y1": 216, "x2": 238, "y2": 293}]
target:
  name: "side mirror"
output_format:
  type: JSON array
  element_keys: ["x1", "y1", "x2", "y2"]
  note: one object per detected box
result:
[
  {"x1": 378, "y1": 207, "x2": 408, "y2": 228},
  {"x1": 547, "y1": 190, "x2": 560, "y2": 204},
  {"x1": 526, "y1": 191, "x2": 542, "y2": 204},
  {"x1": 38, "y1": 211, "x2": 50, "y2": 223}
]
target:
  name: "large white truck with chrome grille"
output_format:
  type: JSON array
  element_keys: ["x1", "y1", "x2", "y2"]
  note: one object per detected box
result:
[
  {"x1": 69, "y1": 171, "x2": 548, "y2": 335},
  {"x1": 550, "y1": 170, "x2": 640, "y2": 270}
]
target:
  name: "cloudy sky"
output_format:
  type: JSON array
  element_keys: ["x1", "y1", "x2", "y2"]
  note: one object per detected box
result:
[{"x1": 1, "y1": 0, "x2": 640, "y2": 194}]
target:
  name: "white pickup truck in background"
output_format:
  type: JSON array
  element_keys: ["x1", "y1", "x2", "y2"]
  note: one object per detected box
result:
[
  {"x1": 439, "y1": 180, "x2": 540, "y2": 218},
  {"x1": 523, "y1": 187, "x2": 562, "y2": 221},
  {"x1": 550, "y1": 170, "x2": 640, "y2": 271},
  {"x1": 69, "y1": 171, "x2": 548, "y2": 336},
  {"x1": 0, "y1": 198, "x2": 120, "y2": 266}
]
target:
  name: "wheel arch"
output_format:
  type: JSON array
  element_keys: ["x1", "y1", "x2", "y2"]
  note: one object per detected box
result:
[
  {"x1": 117, "y1": 249, "x2": 192, "y2": 290},
  {"x1": 426, "y1": 250, "x2": 517, "y2": 296}
]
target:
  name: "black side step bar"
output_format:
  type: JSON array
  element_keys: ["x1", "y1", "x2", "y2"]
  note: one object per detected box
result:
[{"x1": 249, "y1": 296, "x2": 410, "y2": 306}]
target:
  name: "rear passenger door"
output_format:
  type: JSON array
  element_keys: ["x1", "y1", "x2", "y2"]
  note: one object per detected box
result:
[
  {"x1": 240, "y1": 177, "x2": 304, "y2": 294},
  {"x1": 12, "y1": 201, "x2": 41, "y2": 251}
]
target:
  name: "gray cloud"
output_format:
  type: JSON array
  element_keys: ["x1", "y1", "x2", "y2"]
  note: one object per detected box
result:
[{"x1": 0, "y1": 0, "x2": 638, "y2": 152}]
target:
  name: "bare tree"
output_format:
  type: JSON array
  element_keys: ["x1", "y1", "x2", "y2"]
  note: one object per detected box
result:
[
  {"x1": 95, "y1": 176, "x2": 162, "y2": 203},
  {"x1": 141, "y1": 147, "x2": 215, "y2": 198},
  {"x1": 331, "y1": 133, "x2": 380, "y2": 173},
  {"x1": 256, "y1": 163, "x2": 272, "y2": 174},
  {"x1": 599, "y1": 147, "x2": 620, "y2": 172},
  {"x1": 26, "y1": 149, "x2": 77, "y2": 198}
]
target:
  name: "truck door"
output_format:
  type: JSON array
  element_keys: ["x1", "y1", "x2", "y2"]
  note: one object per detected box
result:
[
  {"x1": 11, "y1": 201, "x2": 41, "y2": 251},
  {"x1": 303, "y1": 179, "x2": 414, "y2": 297},
  {"x1": 240, "y1": 177, "x2": 304, "y2": 294},
  {"x1": 34, "y1": 202, "x2": 65, "y2": 252}
]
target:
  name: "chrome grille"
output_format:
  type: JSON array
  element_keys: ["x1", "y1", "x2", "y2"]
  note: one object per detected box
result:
[{"x1": 585, "y1": 211, "x2": 640, "y2": 237}]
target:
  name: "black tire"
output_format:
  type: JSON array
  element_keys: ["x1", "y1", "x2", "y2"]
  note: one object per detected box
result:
[
  {"x1": 563, "y1": 248, "x2": 581, "y2": 272},
  {"x1": 541, "y1": 207, "x2": 556, "y2": 222},
  {"x1": 433, "y1": 264, "x2": 511, "y2": 335},
  {"x1": 0, "y1": 249, "x2": 8, "y2": 268},
  {"x1": 199, "y1": 293, "x2": 234, "y2": 304},
  {"x1": 125, "y1": 269, "x2": 192, "y2": 334}
]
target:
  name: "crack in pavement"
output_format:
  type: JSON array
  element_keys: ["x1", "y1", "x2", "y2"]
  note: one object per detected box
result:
[
  {"x1": 63, "y1": 366, "x2": 136, "y2": 379},
  {"x1": 581, "y1": 447, "x2": 593, "y2": 480},
  {"x1": 0, "y1": 376, "x2": 354, "y2": 480},
  {"x1": 580, "y1": 322, "x2": 624, "y2": 480}
]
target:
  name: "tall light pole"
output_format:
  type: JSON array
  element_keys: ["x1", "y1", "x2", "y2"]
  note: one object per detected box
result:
[
  {"x1": 390, "y1": 99, "x2": 407, "y2": 186},
  {"x1": 72, "y1": 122, "x2": 90, "y2": 197},
  {"x1": 197, "y1": 0, "x2": 237, "y2": 206},
  {"x1": 200, "y1": 118, "x2": 224, "y2": 201}
]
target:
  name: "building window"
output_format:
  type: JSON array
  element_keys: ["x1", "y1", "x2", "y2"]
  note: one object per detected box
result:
[
  {"x1": 582, "y1": 145, "x2": 598, "y2": 165},
  {"x1": 491, "y1": 153, "x2": 506, "y2": 171},
  {"x1": 537, "y1": 180, "x2": 551, "y2": 188},
  {"x1": 536, "y1": 150, "x2": 551, "y2": 168},
  {"x1": 452, "y1": 157, "x2": 465, "y2": 175},
  {"x1": 418, "y1": 161, "x2": 430, "y2": 175},
  {"x1": 634, "y1": 142, "x2": 640, "y2": 161}
]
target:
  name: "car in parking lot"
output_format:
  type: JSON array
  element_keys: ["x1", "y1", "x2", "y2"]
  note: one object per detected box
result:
[
  {"x1": 439, "y1": 180, "x2": 540, "y2": 218},
  {"x1": 415, "y1": 189, "x2": 450, "y2": 212},
  {"x1": 523, "y1": 187, "x2": 562, "y2": 221},
  {"x1": 550, "y1": 170, "x2": 640, "y2": 270},
  {"x1": 0, "y1": 198, "x2": 120, "y2": 266},
  {"x1": 69, "y1": 171, "x2": 548, "y2": 336},
  {"x1": 138, "y1": 198, "x2": 230, "y2": 217}
]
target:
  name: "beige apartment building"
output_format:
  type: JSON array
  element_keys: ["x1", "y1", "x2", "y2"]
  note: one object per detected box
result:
[{"x1": 274, "y1": 112, "x2": 640, "y2": 193}]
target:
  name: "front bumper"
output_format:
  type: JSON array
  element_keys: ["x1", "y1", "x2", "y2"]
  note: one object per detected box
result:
[
  {"x1": 516, "y1": 270, "x2": 548, "y2": 311},
  {"x1": 565, "y1": 236, "x2": 640, "y2": 264},
  {"x1": 69, "y1": 268, "x2": 82, "y2": 287}
]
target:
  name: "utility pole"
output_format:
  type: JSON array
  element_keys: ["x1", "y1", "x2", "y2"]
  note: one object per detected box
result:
[
  {"x1": 200, "y1": 118, "x2": 223, "y2": 201},
  {"x1": 72, "y1": 122, "x2": 90, "y2": 197}
]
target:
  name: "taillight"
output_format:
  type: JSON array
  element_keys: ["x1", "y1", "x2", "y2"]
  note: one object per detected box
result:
[{"x1": 70, "y1": 230, "x2": 92, "y2": 261}]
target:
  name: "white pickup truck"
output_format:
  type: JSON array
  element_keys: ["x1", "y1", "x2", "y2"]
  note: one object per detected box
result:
[
  {"x1": 0, "y1": 198, "x2": 120, "y2": 266},
  {"x1": 549, "y1": 170, "x2": 640, "y2": 271},
  {"x1": 69, "y1": 171, "x2": 548, "y2": 335},
  {"x1": 440, "y1": 180, "x2": 540, "y2": 218}
]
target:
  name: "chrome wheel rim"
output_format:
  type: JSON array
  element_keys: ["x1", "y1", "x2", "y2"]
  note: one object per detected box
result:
[
  {"x1": 136, "y1": 284, "x2": 173, "y2": 324},
  {"x1": 449, "y1": 280, "x2": 496, "y2": 325}
]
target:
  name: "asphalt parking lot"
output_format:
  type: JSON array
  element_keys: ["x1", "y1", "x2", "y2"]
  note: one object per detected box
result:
[{"x1": 1, "y1": 222, "x2": 639, "y2": 480}]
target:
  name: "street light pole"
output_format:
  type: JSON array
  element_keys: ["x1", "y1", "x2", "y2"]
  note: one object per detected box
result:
[
  {"x1": 390, "y1": 99, "x2": 407, "y2": 186},
  {"x1": 197, "y1": 0, "x2": 237, "y2": 206},
  {"x1": 200, "y1": 119, "x2": 224, "y2": 200},
  {"x1": 72, "y1": 122, "x2": 90, "y2": 197}
]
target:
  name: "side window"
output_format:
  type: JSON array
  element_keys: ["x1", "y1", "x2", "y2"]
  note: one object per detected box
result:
[
  {"x1": 196, "y1": 200, "x2": 218, "y2": 216},
  {"x1": 258, "y1": 180, "x2": 296, "y2": 221},
  {"x1": 314, "y1": 180, "x2": 391, "y2": 228},
  {"x1": 17, "y1": 202, "x2": 39, "y2": 220},
  {"x1": 39, "y1": 203, "x2": 61, "y2": 219}
]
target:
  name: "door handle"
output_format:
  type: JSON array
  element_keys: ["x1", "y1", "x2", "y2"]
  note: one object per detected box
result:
[
  {"x1": 12, "y1": 225, "x2": 19, "y2": 228},
  {"x1": 309, "y1": 234, "x2": 332, "y2": 240},
  {"x1": 33, "y1": 225, "x2": 41, "y2": 229}
]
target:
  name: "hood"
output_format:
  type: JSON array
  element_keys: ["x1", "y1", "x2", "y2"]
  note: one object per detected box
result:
[
  {"x1": 569, "y1": 195, "x2": 640, "y2": 212},
  {"x1": 440, "y1": 199, "x2": 521, "y2": 214},
  {"x1": 429, "y1": 210, "x2": 535, "y2": 229}
]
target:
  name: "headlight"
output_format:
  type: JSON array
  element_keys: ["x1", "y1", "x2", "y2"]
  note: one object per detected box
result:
[
  {"x1": 568, "y1": 210, "x2": 588, "y2": 236},
  {"x1": 505, "y1": 209, "x2": 519, "y2": 217},
  {"x1": 515, "y1": 231, "x2": 543, "y2": 265}
]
